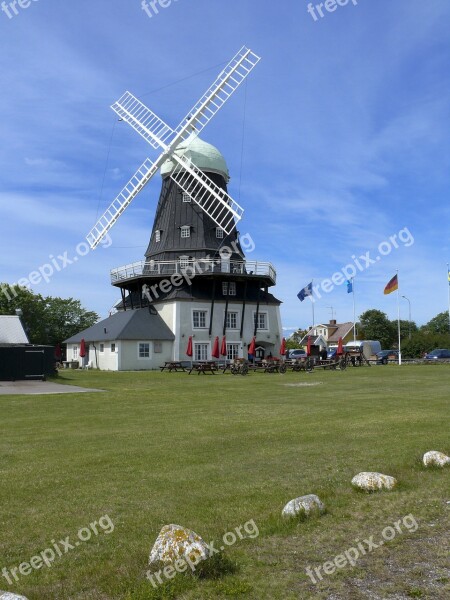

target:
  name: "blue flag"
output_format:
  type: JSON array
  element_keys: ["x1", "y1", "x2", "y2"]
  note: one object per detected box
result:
[
  {"x1": 297, "y1": 282, "x2": 313, "y2": 302},
  {"x1": 347, "y1": 280, "x2": 353, "y2": 294}
]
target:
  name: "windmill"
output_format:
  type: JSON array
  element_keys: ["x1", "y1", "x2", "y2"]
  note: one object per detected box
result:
[{"x1": 86, "y1": 46, "x2": 261, "y2": 250}]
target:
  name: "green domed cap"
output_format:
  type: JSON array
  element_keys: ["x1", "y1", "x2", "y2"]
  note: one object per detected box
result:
[{"x1": 161, "y1": 133, "x2": 230, "y2": 182}]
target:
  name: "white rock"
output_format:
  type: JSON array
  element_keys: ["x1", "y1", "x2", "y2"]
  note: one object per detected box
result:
[
  {"x1": 351, "y1": 472, "x2": 397, "y2": 492},
  {"x1": 0, "y1": 593, "x2": 29, "y2": 600},
  {"x1": 282, "y1": 494, "x2": 325, "y2": 518},
  {"x1": 148, "y1": 524, "x2": 209, "y2": 568},
  {"x1": 423, "y1": 451, "x2": 450, "y2": 467}
]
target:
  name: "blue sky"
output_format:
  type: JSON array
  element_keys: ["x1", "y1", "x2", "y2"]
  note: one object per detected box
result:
[{"x1": 1, "y1": 0, "x2": 449, "y2": 332}]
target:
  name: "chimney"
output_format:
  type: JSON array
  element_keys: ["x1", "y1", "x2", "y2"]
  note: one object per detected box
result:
[{"x1": 329, "y1": 319, "x2": 337, "y2": 326}]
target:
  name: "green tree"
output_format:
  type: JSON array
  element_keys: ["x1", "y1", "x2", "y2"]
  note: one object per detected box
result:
[
  {"x1": 396, "y1": 319, "x2": 418, "y2": 340},
  {"x1": 359, "y1": 309, "x2": 396, "y2": 349},
  {"x1": 402, "y1": 332, "x2": 450, "y2": 358},
  {"x1": 421, "y1": 311, "x2": 450, "y2": 335},
  {"x1": 0, "y1": 283, "x2": 98, "y2": 345},
  {"x1": 286, "y1": 329, "x2": 308, "y2": 349}
]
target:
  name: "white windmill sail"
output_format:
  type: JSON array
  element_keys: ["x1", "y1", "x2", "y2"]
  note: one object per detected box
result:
[
  {"x1": 87, "y1": 46, "x2": 261, "y2": 249},
  {"x1": 170, "y1": 152, "x2": 243, "y2": 235}
]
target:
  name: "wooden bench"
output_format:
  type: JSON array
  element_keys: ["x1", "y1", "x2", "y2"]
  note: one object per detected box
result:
[
  {"x1": 160, "y1": 361, "x2": 186, "y2": 372},
  {"x1": 188, "y1": 362, "x2": 218, "y2": 375}
]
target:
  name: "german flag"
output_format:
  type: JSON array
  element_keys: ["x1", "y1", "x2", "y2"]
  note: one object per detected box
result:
[{"x1": 384, "y1": 274, "x2": 398, "y2": 295}]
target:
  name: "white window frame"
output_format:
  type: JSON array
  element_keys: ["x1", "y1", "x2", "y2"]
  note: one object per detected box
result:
[
  {"x1": 180, "y1": 256, "x2": 190, "y2": 270},
  {"x1": 73, "y1": 346, "x2": 78, "y2": 359},
  {"x1": 194, "y1": 342, "x2": 209, "y2": 362},
  {"x1": 181, "y1": 226, "x2": 191, "y2": 238},
  {"x1": 226, "y1": 311, "x2": 239, "y2": 330},
  {"x1": 228, "y1": 282, "x2": 236, "y2": 296},
  {"x1": 99, "y1": 343, "x2": 105, "y2": 353},
  {"x1": 138, "y1": 342, "x2": 151, "y2": 359},
  {"x1": 110, "y1": 343, "x2": 116, "y2": 353},
  {"x1": 192, "y1": 309, "x2": 208, "y2": 329},
  {"x1": 253, "y1": 311, "x2": 269, "y2": 331},
  {"x1": 226, "y1": 343, "x2": 240, "y2": 361},
  {"x1": 222, "y1": 282, "x2": 228, "y2": 296},
  {"x1": 216, "y1": 227, "x2": 224, "y2": 239},
  {"x1": 155, "y1": 230, "x2": 161, "y2": 243},
  {"x1": 182, "y1": 192, "x2": 192, "y2": 203},
  {"x1": 153, "y1": 341, "x2": 163, "y2": 354}
]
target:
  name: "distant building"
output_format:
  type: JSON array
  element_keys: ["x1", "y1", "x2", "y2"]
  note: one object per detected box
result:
[
  {"x1": 300, "y1": 320, "x2": 355, "y2": 347},
  {"x1": 0, "y1": 316, "x2": 54, "y2": 381}
]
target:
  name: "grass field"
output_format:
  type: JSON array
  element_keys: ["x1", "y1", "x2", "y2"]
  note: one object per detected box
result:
[{"x1": 0, "y1": 365, "x2": 449, "y2": 600}]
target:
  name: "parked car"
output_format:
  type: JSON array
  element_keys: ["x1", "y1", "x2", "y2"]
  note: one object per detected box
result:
[
  {"x1": 286, "y1": 349, "x2": 307, "y2": 360},
  {"x1": 376, "y1": 350, "x2": 399, "y2": 365},
  {"x1": 424, "y1": 349, "x2": 450, "y2": 361}
]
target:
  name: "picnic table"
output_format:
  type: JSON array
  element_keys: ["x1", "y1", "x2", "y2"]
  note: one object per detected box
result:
[
  {"x1": 160, "y1": 361, "x2": 187, "y2": 372},
  {"x1": 188, "y1": 361, "x2": 218, "y2": 375},
  {"x1": 248, "y1": 359, "x2": 286, "y2": 374}
]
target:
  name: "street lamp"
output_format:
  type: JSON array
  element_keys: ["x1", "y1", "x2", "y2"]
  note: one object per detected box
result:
[{"x1": 401, "y1": 295, "x2": 412, "y2": 339}]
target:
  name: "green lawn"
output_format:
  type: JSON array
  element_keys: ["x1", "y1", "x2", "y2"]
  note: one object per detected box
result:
[{"x1": 0, "y1": 366, "x2": 449, "y2": 599}]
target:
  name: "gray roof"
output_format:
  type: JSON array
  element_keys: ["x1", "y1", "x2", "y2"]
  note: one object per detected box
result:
[
  {"x1": 0, "y1": 316, "x2": 29, "y2": 344},
  {"x1": 64, "y1": 308, "x2": 175, "y2": 344}
]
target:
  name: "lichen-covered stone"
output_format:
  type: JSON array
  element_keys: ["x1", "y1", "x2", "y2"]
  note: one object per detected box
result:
[
  {"x1": 351, "y1": 472, "x2": 397, "y2": 491},
  {"x1": 423, "y1": 451, "x2": 450, "y2": 467},
  {"x1": 0, "y1": 593, "x2": 29, "y2": 600},
  {"x1": 282, "y1": 494, "x2": 325, "y2": 518},
  {"x1": 148, "y1": 524, "x2": 209, "y2": 569}
]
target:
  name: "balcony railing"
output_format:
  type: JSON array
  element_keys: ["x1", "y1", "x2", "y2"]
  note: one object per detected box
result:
[{"x1": 110, "y1": 258, "x2": 276, "y2": 285}]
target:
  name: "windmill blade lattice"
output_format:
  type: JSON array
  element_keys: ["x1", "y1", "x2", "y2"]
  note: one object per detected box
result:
[
  {"x1": 170, "y1": 153, "x2": 244, "y2": 235},
  {"x1": 86, "y1": 46, "x2": 261, "y2": 249}
]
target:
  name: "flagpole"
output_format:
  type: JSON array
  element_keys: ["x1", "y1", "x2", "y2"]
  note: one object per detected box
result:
[
  {"x1": 312, "y1": 278, "x2": 315, "y2": 329},
  {"x1": 397, "y1": 270, "x2": 402, "y2": 366},
  {"x1": 447, "y1": 263, "x2": 450, "y2": 333},
  {"x1": 352, "y1": 277, "x2": 356, "y2": 342}
]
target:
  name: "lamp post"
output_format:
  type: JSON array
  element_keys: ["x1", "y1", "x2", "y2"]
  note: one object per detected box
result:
[{"x1": 401, "y1": 295, "x2": 411, "y2": 339}]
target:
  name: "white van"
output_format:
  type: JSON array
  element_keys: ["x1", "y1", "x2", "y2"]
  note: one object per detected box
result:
[{"x1": 345, "y1": 340, "x2": 381, "y2": 359}]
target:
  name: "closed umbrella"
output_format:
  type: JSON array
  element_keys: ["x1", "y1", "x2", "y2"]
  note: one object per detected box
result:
[
  {"x1": 79, "y1": 338, "x2": 86, "y2": 358},
  {"x1": 337, "y1": 337, "x2": 344, "y2": 356},
  {"x1": 248, "y1": 337, "x2": 256, "y2": 359},
  {"x1": 186, "y1": 336, "x2": 193, "y2": 357},
  {"x1": 212, "y1": 336, "x2": 220, "y2": 359},
  {"x1": 306, "y1": 336, "x2": 312, "y2": 357},
  {"x1": 220, "y1": 336, "x2": 227, "y2": 357},
  {"x1": 279, "y1": 337, "x2": 286, "y2": 356}
]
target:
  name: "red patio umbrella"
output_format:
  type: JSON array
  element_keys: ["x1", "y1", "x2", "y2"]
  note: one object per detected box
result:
[
  {"x1": 55, "y1": 343, "x2": 62, "y2": 360},
  {"x1": 212, "y1": 336, "x2": 220, "y2": 359},
  {"x1": 279, "y1": 337, "x2": 286, "y2": 356},
  {"x1": 336, "y1": 337, "x2": 344, "y2": 355},
  {"x1": 248, "y1": 337, "x2": 256, "y2": 357},
  {"x1": 186, "y1": 336, "x2": 193, "y2": 357},
  {"x1": 220, "y1": 336, "x2": 227, "y2": 357},
  {"x1": 79, "y1": 338, "x2": 86, "y2": 358},
  {"x1": 306, "y1": 336, "x2": 312, "y2": 357}
]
